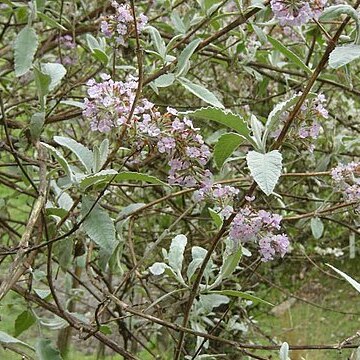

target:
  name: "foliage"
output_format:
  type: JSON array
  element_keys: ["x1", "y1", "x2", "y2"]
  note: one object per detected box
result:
[{"x1": 0, "y1": 0, "x2": 359, "y2": 359}]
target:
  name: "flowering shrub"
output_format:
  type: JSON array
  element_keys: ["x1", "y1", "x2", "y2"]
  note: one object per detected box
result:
[{"x1": 1, "y1": 0, "x2": 359, "y2": 359}]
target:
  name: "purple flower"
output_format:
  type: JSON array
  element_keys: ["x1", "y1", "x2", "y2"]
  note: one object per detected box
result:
[
  {"x1": 270, "y1": 0, "x2": 327, "y2": 26},
  {"x1": 157, "y1": 137, "x2": 176, "y2": 153}
]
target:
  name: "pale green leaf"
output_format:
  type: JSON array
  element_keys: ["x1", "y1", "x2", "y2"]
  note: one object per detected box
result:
[
  {"x1": 246, "y1": 150, "x2": 283, "y2": 196},
  {"x1": 168, "y1": 234, "x2": 187, "y2": 276},
  {"x1": 154, "y1": 73, "x2": 175, "y2": 87},
  {"x1": 329, "y1": 44, "x2": 360, "y2": 69},
  {"x1": 14, "y1": 26, "x2": 38, "y2": 76},
  {"x1": 279, "y1": 342, "x2": 290, "y2": 360},
  {"x1": 14, "y1": 311, "x2": 36, "y2": 337},
  {"x1": 326, "y1": 264, "x2": 360, "y2": 293},
  {"x1": 178, "y1": 78, "x2": 224, "y2": 108},
  {"x1": 81, "y1": 196, "x2": 117, "y2": 256},
  {"x1": 210, "y1": 290, "x2": 274, "y2": 306},
  {"x1": 176, "y1": 38, "x2": 201, "y2": 77},
  {"x1": 310, "y1": 217, "x2": 324, "y2": 239},
  {"x1": 54, "y1": 136, "x2": 93, "y2": 174},
  {"x1": 36, "y1": 339, "x2": 63, "y2": 360},
  {"x1": 41, "y1": 63, "x2": 67, "y2": 91},
  {"x1": 208, "y1": 208, "x2": 223, "y2": 229},
  {"x1": 30, "y1": 112, "x2": 45, "y2": 140}
]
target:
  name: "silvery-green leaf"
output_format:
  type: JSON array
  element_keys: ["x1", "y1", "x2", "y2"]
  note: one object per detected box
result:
[
  {"x1": 279, "y1": 342, "x2": 290, "y2": 360},
  {"x1": 36, "y1": 339, "x2": 63, "y2": 360},
  {"x1": 14, "y1": 26, "x2": 38, "y2": 76},
  {"x1": 168, "y1": 234, "x2": 187, "y2": 276},
  {"x1": 326, "y1": 264, "x2": 360, "y2": 293},
  {"x1": 30, "y1": 112, "x2": 45, "y2": 140},
  {"x1": 54, "y1": 136, "x2": 93, "y2": 173},
  {"x1": 149, "y1": 262, "x2": 168, "y2": 275},
  {"x1": 329, "y1": 44, "x2": 360, "y2": 69},
  {"x1": 178, "y1": 78, "x2": 224, "y2": 108},
  {"x1": 154, "y1": 73, "x2": 175, "y2": 88},
  {"x1": 0, "y1": 330, "x2": 34, "y2": 351},
  {"x1": 183, "y1": 107, "x2": 250, "y2": 139},
  {"x1": 41, "y1": 143, "x2": 73, "y2": 180},
  {"x1": 187, "y1": 246, "x2": 207, "y2": 281},
  {"x1": 310, "y1": 217, "x2": 324, "y2": 239},
  {"x1": 146, "y1": 26, "x2": 166, "y2": 59},
  {"x1": 176, "y1": 38, "x2": 201, "y2": 77},
  {"x1": 81, "y1": 196, "x2": 117, "y2": 257},
  {"x1": 41, "y1": 63, "x2": 67, "y2": 91},
  {"x1": 246, "y1": 150, "x2": 283, "y2": 196},
  {"x1": 199, "y1": 294, "x2": 229, "y2": 313}
]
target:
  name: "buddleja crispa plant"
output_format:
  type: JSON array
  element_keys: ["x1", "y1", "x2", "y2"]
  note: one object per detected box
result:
[{"x1": 0, "y1": 0, "x2": 359, "y2": 359}]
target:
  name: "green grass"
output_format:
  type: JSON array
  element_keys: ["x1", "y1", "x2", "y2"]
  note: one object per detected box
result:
[{"x1": 251, "y1": 258, "x2": 360, "y2": 360}]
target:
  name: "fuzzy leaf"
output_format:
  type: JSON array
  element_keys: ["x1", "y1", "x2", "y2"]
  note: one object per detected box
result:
[
  {"x1": 246, "y1": 150, "x2": 283, "y2": 196},
  {"x1": 14, "y1": 26, "x2": 38, "y2": 76},
  {"x1": 326, "y1": 264, "x2": 360, "y2": 293},
  {"x1": 81, "y1": 196, "x2": 117, "y2": 256},
  {"x1": 176, "y1": 38, "x2": 201, "y2": 77},
  {"x1": 210, "y1": 290, "x2": 273, "y2": 306},
  {"x1": 329, "y1": 44, "x2": 360, "y2": 69},
  {"x1": 54, "y1": 136, "x2": 93, "y2": 174},
  {"x1": 310, "y1": 217, "x2": 324, "y2": 239},
  {"x1": 178, "y1": 78, "x2": 224, "y2": 108}
]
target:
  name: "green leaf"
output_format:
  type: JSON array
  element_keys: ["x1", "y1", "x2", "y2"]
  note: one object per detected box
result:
[
  {"x1": 0, "y1": 331, "x2": 34, "y2": 351},
  {"x1": 146, "y1": 26, "x2": 166, "y2": 59},
  {"x1": 168, "y1": 234, "x2": 187, "y2": 280},
  {"x1": 14, "y1": 26, "x2": 38, "y2": 76},
  {"x1": 154, "y1": 73, "x2": 175, "y2": 88},
  {"x1": 81, "y1": 196, "x2": 117, "y2": 256},
  {"x1": 86, "y1": 34, "x2": 108, "y2": 65},
  {"x1": 329, "y1": 44, "x2": 360, "y2": 69},
  {"x1": 34, "y1": 67, "x2": 51, "y2": 108},
  {"x1": 176, "y1": 38, "x2": 201, "y2": 77},
  {"x1": 268, "y1": 36, "x2": 312, "y2": 74},
  {"x1": 80, "y1": 170, "x2": 168, "y2": 190},
  {"x1": 14, "y1": 310, "x2": 36, "y2": 337},
  {"x1": 171, "y1": 12, "x2": 187, "y2": 33},
  {"x1": 320, "y1": 5, "x2": 360, "y2": 44},
  {"x1": 199, "y1": 294, "x2": 229, "y2": 313},
  {"x1": 246, "y1": 150, "x2": 283, "y2": 196},
  {"x1": 41, "y1": 143, "x2": 73, "y2": 179},
  {"x1": 326, "y1": 264, "x2": 360, "y2": 293},
  {"x1": 208, "y1": 208, "x2": 223, "y2": 229},
  {"x1": 310, "y1": 217, "x2": 324, "y2": 239},
  {"x1": 214, "y1": 132, "x2": 244, "y2": 168},
  {"x1": 41, "y1": 63, "x2": 67, "y2": 91},
  {"x1": 36, "y1": 339, "x2": 63, "y2": 360},
  {"x1": 209, "y1": 290, "x2": 274, "y2": 306},
  {"x1": 183, "y1": 107, "x2": 250, "y2": 138},
  {"x1": 264, "y1": 94, "x2": 300, "y2": 138},
  {"x1": 93, "y1": 48, "x2": 109, "y2": 65},
  {"x1": 30, "y1": 112, "x2": 45, "y2": 140},
  {"x1": 54, "y1": 136, "x2": 93, "y2": 174},
  {"x1": 37, "y1": 12, "x2": 67, "y2": 30},
  {"x1": 178, "y1": 77, "x2": 224, "y2": 108},
  {"x1": 219, "y1": 246, "x2": 242, "y2": 279}
]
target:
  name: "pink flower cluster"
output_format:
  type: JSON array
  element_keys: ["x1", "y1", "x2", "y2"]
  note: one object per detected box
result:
[
  {"x1": 229, "y1": 207, "x2": 289, "y2": 261},
  {"x1": 271, "y1": 0, "x2": 327, "y2": 26},
  {"x1": 83, "y1": 74, "x2": 153, "y2": 133},
  {"x1": 83, "y1": 75, "x2": 211, "y2": 185},
  {"x1": 331, "y1": 162, "x2": 360, "y2": 207},
  {"x1": 272, "y1": 93, "x2": 328, "y2": 149},
  {"x1": 83, "y1": 74, "x2": 291, "y2": 262},
  {"x1": 101, "y1": 1, "x2": 148, "y2": 45}
]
